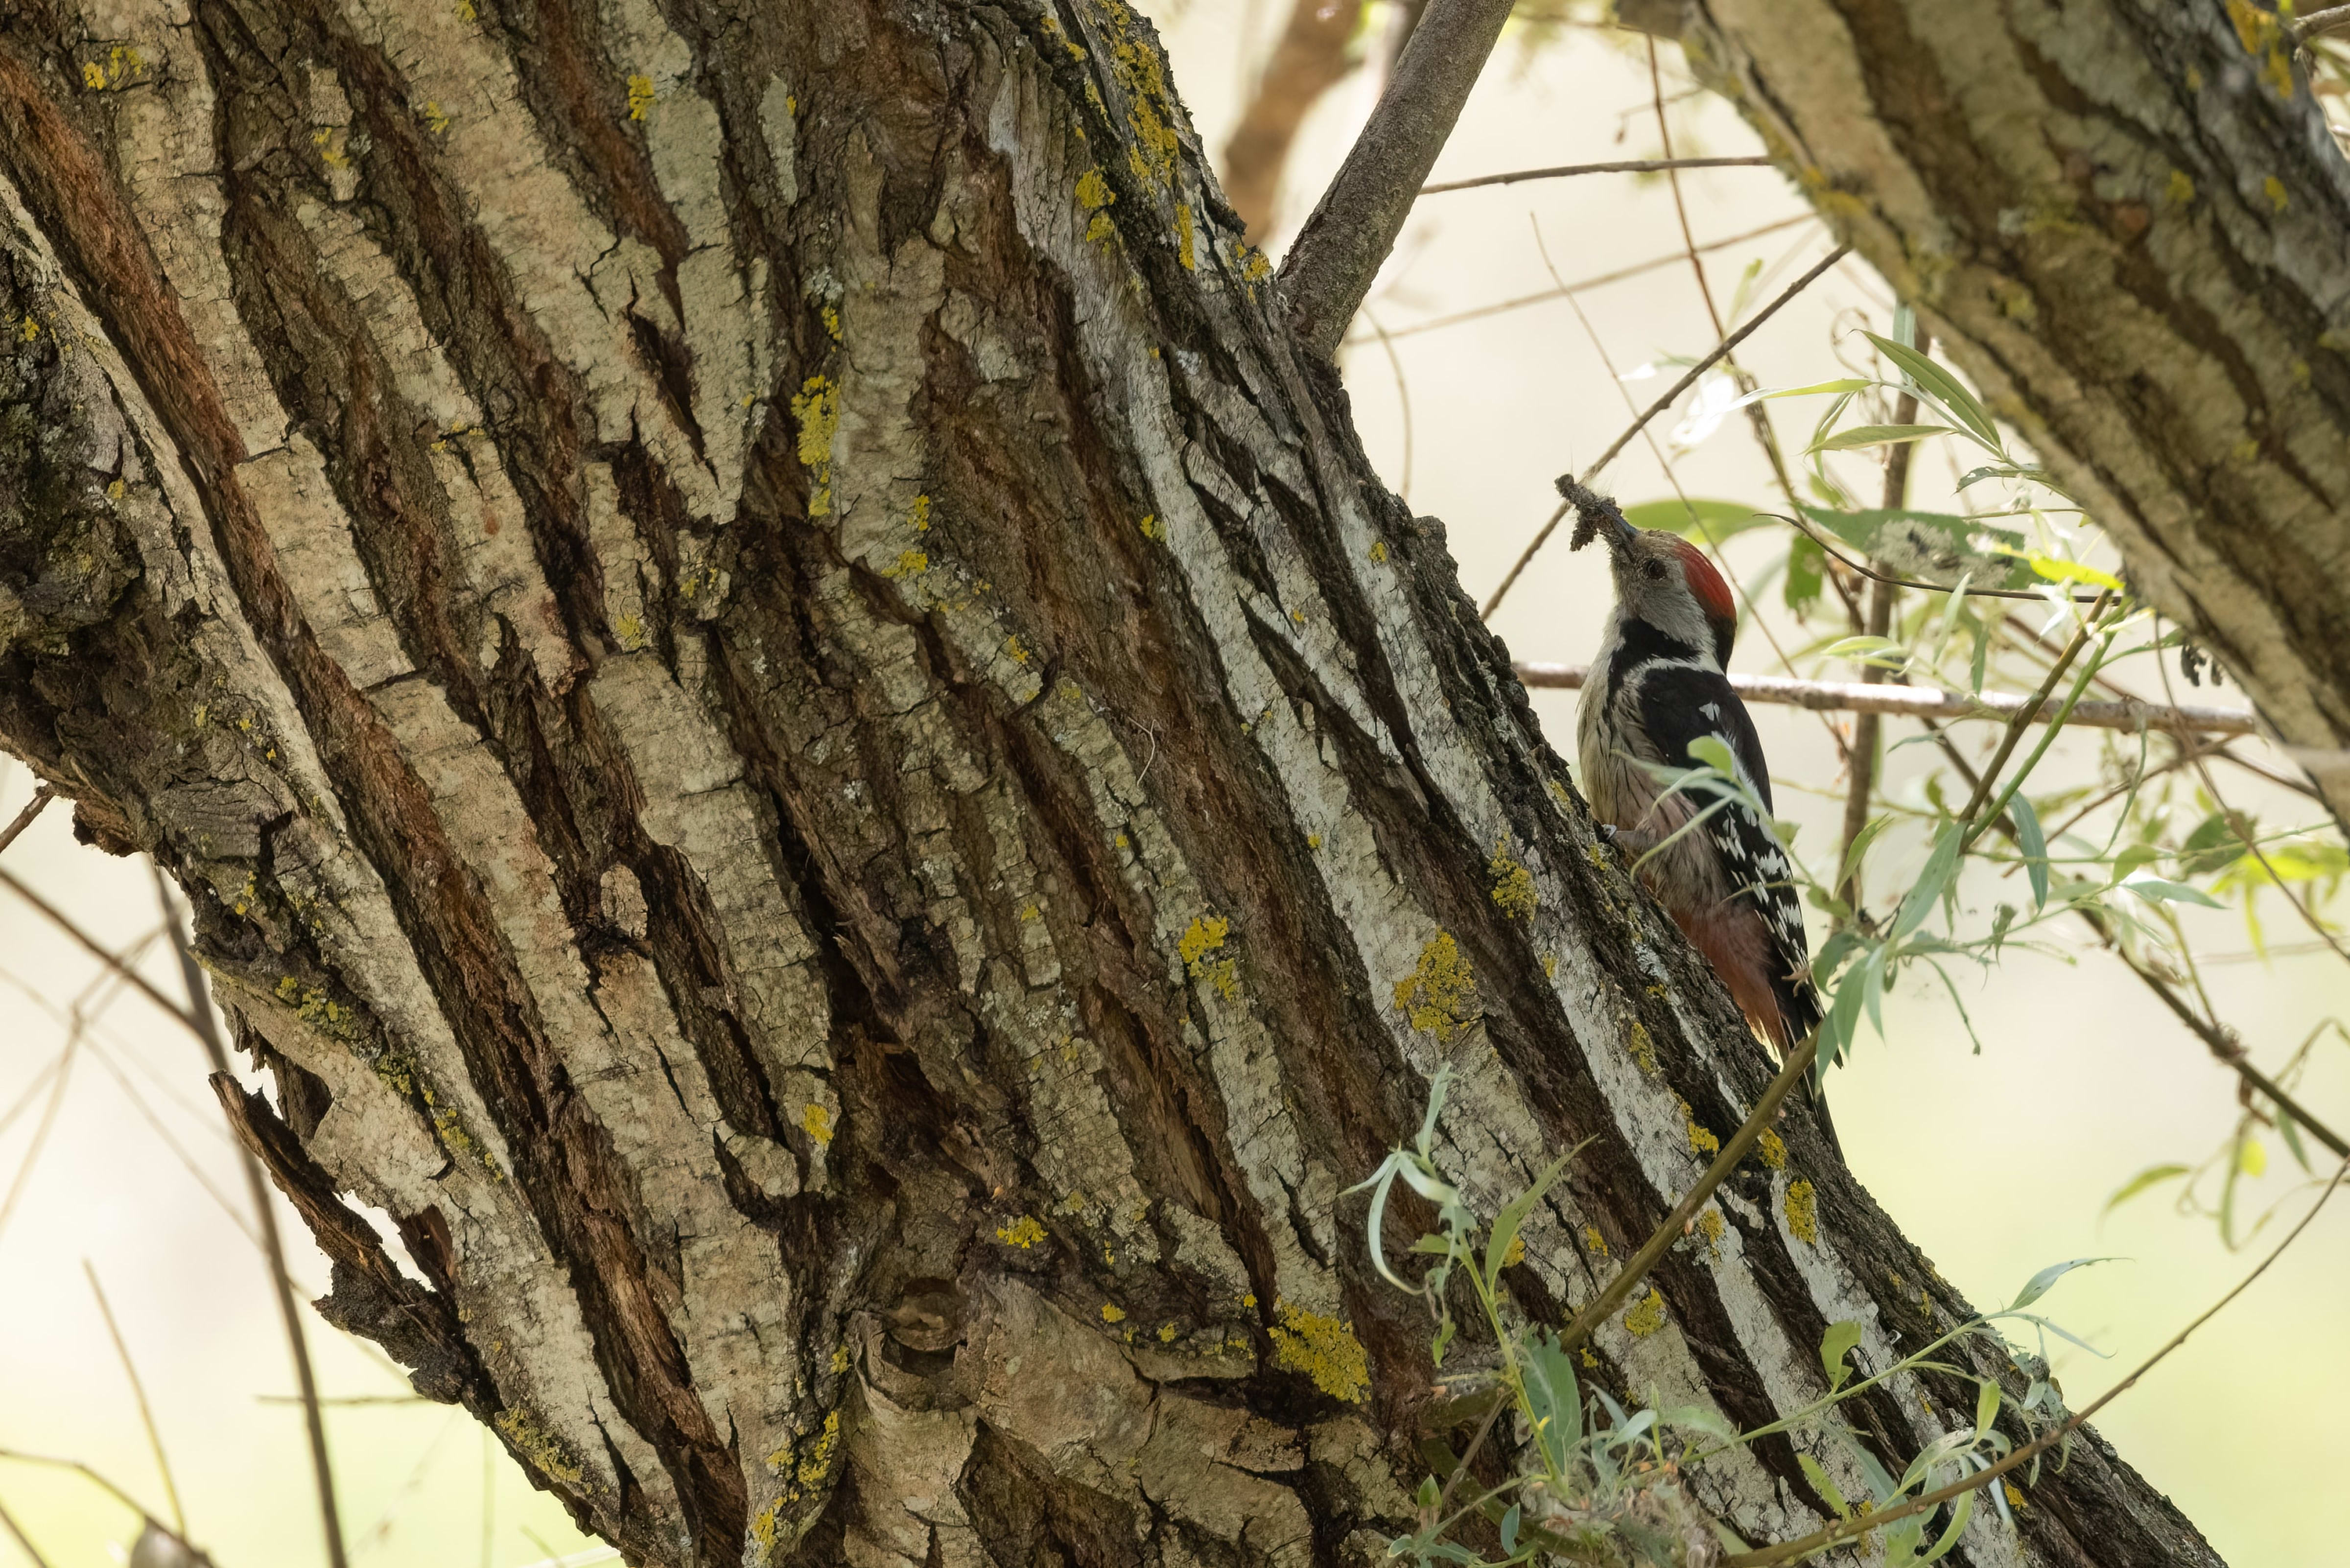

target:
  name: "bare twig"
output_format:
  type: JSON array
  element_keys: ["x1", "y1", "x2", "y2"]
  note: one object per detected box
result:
[
  {"x1": 1724, "y1": 1156, "x2": 2350, "y2": 1565},
  {"x1": 0, "y1": 785, "x2": 53, "y2": 857},
  {"x1": 1836, "y1": 328, "x2": 1925, "y2": 913},
  {"x1": 0, "y1": 1033, "x2": 76, "y2": 1246},
  {"x1": 1420, "y1": 155, "x2": 1772, "y2": 194},
  {"x1": 1360, "y1": 305, "x2": 1414, "y2": 499},
  {"x1": 1279, "y1": 0, "x2": 1518, "y2": 356},
  {"x1": 149, "y1": 868, "x2": 351, "y2": 1568},
  {"x1": 85, "y1": 1261, "x2": 189, "y2": 1537},
  {"x1": 1345, "y1": 214, "x2": 1816, "y2": 345},
  {"x1": 1510, "y1": 664, "x2": 2254, "y2": 736},
  {"x1": 1482, "y1": 243, "x2": 1852, "y2": 618},
  {"x1": 1221, "y1": 0, "x2": 1365, "y2": 236},
  {"x1": 1955, "y1": 593, "x2": 2111, "y2": 849},
  {"x1": 0, "y1": 866, "x2": 200, "y2": 1034},
  {"x1": 0, "y1": 1448, "x2": 213, "y2": 1566},
  {"x1": 0, "y1": 1495, "x2": 57, "y2": 1568},
  {"x1": 1562, "y1": 1031, "x2": 1821, "y2": 1353}
]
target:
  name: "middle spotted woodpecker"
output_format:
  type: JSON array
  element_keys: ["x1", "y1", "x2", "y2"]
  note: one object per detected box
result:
[{"x1": 1562, "y1": 478, "x2": 1836, "y2": 1147}]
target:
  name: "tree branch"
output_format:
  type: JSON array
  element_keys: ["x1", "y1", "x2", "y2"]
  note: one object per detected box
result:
[
  {"x1": 1510, "y1": 664, "x2": 2257, "y2": 736},
  {"x1": 1420, "y1": 155, "x2": 1771, "y2": 194},
  {"x1": 1279, "y1": 0, "x2": 1517, "y2": 357}
]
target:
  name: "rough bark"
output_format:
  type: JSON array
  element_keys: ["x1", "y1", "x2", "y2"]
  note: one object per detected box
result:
[
  {"x1": 1682, "y1": 0, "x2": 2350, "y2": 821},
  {"x1": 0, "y1": 2, "x2": 2224, "y2": 1567}
]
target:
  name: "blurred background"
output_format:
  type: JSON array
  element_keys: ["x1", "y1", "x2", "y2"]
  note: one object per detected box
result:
[{"x1": 2, "y1": 4, "x2": 2343, "y2": 1564}]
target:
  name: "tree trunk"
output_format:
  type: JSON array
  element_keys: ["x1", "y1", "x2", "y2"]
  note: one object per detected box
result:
[
  {"x1": 0, "y1": 2, "x2": 2224, "y2": 1565},
  {"x1": 1682, "y1": 0, "x2": 2350, "y2": 823}
]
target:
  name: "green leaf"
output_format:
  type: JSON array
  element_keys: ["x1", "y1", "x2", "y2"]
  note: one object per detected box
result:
[
  {"x1": 2010, "y1": 793, "x2": 2050, "y2": 909},
  {"x1": 1894, "y1": 824, "x2": 1965, "y2": 942},
  {"x1": 1865, "y1": 331, "x2": 2001, "y2": 447},
  {"x1": 2011, "y1": 1256, "x2": 2113, "y2": 1310},
  {"x1": 2102, "y1": 1163, "x2": 2189, "y2": 1216},
  {"x1": 1522, "y1": 1329, "x2": 1583, "y2": 1474},
  {"x1": 1808, "y1": 422, "x2": 1958, "y2": 453},
  {"x1": 1785, "y1": 533, "x2": 1827, "y2": 612},
  {"x1": 2278, "y1": 1105, "x2": 2312, "y2": 1173},
  {"x1": 1819, "y1": 1320, "x2": 1865, "y2": 1391},
  {"x1": 2237, "y1": 1135, "x2": 2268, "y2": 1177},
  {"x1": 1687, "y1": 735, "x2": 1741, "y2": 780},
  {"x1": 1973, "y1": 1379, "x2": 2001, "y2": 1441},
  {"x1": 2177, "y1": 812, "x2": 2251, "y2": 878},
  {"x1": 1430, "y1": 1319, "x2": 1455, "y2": 1366},
  {"x1": 1917, "y1": 1488, "x2": 1977, "y2": 1564},
  {"x1": 1836, "y1": 816, "x2": 1896, "y2": 900},
  {"x1": 2122, "y1": 875, "x2": 2226, "y2": 909},
  {"x1": 1821, "y1": 634, "x2": 1912, "y2": 670},
  {"x1": 1500, "y1": 1503, "x2": 1522, "y2": 1555},
  {"x1": 1798, "y1": 1454, "x2": 1853, "y2": 1520},
  {"x1": 1750, "y1": 376, "x2": 1876, "y2": 401},
  {"x1": 1483, "y1": 1144, "x2": 1585, "y2": 1288},
  {"x1": 1658, "y1": 1404, "x2": 1738, "y2": 1443},
  {"x1": 1621, "y1": 497, "x2": 1776, "y2": 543}
]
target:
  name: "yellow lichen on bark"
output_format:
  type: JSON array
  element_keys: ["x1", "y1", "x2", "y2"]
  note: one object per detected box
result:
[
  {"x1": 1270, "y1": 1301, "x2": 1368, "y2": 1402},
  {"x1": 1394, "y1": 933, "x2": 1476, "y2": 1040}
]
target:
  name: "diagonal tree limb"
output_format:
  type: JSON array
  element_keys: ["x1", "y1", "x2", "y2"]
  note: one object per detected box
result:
[
  {"x1": 0, "y1": 785, "x2": 53, "y2": 858},
  {"x1": 1279, "y1": 0, "x2": 1518, "y2": 357}
]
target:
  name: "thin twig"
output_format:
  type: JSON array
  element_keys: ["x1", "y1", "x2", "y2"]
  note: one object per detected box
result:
[
  {"x1": 1279, "y1": 0, "x2": 1519, "y2": 356},
  {"x1": 1483, "y1": 244, "x2": 1852, "y2": 618},
  {"x1": 149, "y1": 867, "x2": 351, "y2": 1568},
  {"x1": 1360, "y1": 305, "x2": 1414, "y2": 500},
  {"x1": 84, "y1": 1261, "x2": 189, "y2": 1538},
  {"x1": 1836, "y1": 329, "x2": 1925, "y2": 913},
  {"x1": 0, "y1": 1032, "x2": 76, "y2": 1247},
  {"x1": 1562, "y1": 1032, "x2": 1821, "y2": 1353},
  {"x1": 0, "y1": 1448, "x2": 212, "y2": 1565},
  {"x1": 1956, "y1": 593, "x2": 2111, "y2": 848},
  {"x1": 0, "y1": 866, "x2": 201, "y2": 1034},
  {"x1": 1420, "y1": 155, "x2": 1772, "y2": 193},
  {"x1": 0, "y1": 785, "x2": 53, "y2": 857},
  {"x1": 0, "y1": 1495, "x2": 57, "y2": 1568},
  {"x1": 1724, "y1": 1155, "x2": 2350, "y2": 1565},
  {"x1": 1345, "y1": 214, "x2": 1816, "y2": 345},
  {"x1": 1509, "y1": 664, "x2": 2254, "y2": 735},
  {"x1": 81, "y1": 1040, "x2": 261, "y2": 1247}
]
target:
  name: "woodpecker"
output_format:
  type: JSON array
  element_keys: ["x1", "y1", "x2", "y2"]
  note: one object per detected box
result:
[{"x1": 1563, "y1": 478, "x2": 1835, "y2": 1145}]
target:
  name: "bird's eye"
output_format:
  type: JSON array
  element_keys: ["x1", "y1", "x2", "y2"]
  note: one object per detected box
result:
[{"x1": 1642, "y1": 560, "x2": 1667, "y2": 581}]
